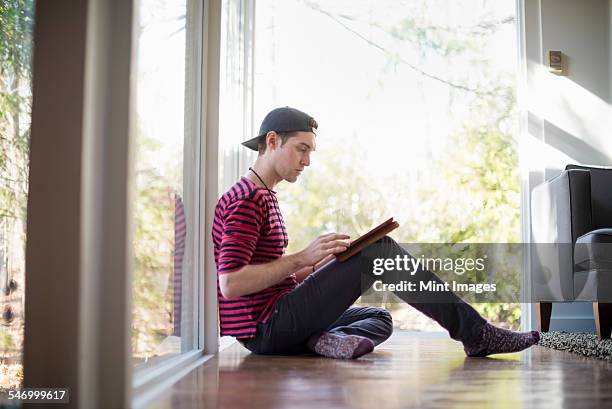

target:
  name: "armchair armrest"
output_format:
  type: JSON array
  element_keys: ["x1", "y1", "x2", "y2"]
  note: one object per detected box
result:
[
  {"x1": 530, "y1": 169, "x2": 592, "y2": 301},
  {"x1": 566, "y1": 169, "x2": 593, "y2": 242},
  {"x1": 531, "y1": 169, "x2": 592, "y2": 244}
]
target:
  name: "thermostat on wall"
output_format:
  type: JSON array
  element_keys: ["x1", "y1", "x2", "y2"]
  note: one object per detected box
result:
[{"x1": 548, "y1": 51, "x2": 564, "y2": 75}]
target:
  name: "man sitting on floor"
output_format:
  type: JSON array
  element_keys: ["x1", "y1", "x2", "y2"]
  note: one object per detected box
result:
[{"x1": 213, "y1": 106, "x2": 539, "y2": 359}]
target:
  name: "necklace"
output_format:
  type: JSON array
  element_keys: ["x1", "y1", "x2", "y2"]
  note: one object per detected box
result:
[
  {"x1": 247, "y1": 167, "x2": 288, "y2": 247},
  {"x1": 248, "y1": 167, "x2": 272, "y2": 191}
]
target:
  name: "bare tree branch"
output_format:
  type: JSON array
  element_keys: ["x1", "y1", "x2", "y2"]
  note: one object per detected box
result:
[
  {"x1": 400, "y1": 16, "x2": 514, "y2": 35},
  {"x1": 302, "y1": 0, "x2": 502, "y2": 97},
  {"x1": 339, "y1": 11, "x2": 513, "y2": 37}
]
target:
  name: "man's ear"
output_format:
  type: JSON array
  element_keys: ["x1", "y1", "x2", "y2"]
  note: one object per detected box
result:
[{"x1": 265, "y1": 131, "x2": 279, "y2": 151}]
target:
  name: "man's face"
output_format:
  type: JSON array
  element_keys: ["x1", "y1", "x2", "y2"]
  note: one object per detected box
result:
[{"x1": 270, "y1": 131, "x2": 316, "y2": 183}]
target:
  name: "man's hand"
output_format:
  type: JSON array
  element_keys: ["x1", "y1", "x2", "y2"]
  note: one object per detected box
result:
[
  {"x1": 297, "y1": 232, "x2": 350, "y2": 267},
  {"x1": 315, "y1": 253, "x2": 336, "y2": 270},
  {"x1": 219, "y1": 233, "x2": 349, "y2": 299},
  {"x1": 294, "y1": 253, "x2": 337, "y2": 282}
]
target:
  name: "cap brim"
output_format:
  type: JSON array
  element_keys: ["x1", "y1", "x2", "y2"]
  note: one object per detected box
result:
[{"x1": 241, "y1": 136, "x2": 261, "y2": 151}]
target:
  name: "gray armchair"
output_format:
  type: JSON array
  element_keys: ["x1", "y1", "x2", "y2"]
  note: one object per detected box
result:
[{"x1": 531, "y1": 164, "x2": 612, "y2": 339}]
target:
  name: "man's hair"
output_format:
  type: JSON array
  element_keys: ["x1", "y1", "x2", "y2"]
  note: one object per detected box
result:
[{"x1": 257, "y1": 131, "x2": 298, "y2": 155}]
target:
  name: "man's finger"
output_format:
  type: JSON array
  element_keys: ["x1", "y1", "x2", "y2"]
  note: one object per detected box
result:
[
  {"x1": 330, "y1": 245, "x2": 348, "y2": 254},
  {"x1": 322, "y1": 240, "x2": 349, "y2": 250},
  {"x1": 323, "y1": 242, "x2": 348, "y2": 251},
  {"x1": 313, "y1": 254, "x2": 335, "y2": 270},
  {"x1": 321, "y1": 233, "x2": 350, "y2": 242},
  {"x1": 321, "y1": 254, "x2": 335, "y2": 264}
]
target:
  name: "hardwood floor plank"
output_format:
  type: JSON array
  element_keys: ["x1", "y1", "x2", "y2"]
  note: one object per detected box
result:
[{"x1": 145, "y1": 331, "x2": 612, "y2": 409}]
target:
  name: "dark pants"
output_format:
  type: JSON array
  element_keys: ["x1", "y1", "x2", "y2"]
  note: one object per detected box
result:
[{"x1": 242, "y1": 236, "x2": 486, "y2": 355}]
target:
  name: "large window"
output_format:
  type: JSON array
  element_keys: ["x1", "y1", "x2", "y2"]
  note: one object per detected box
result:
[
  {"x1": 218, "y1": 0, "x2": 255, "y2": 191},
  {"x1": 0, "y1": 0, "x2": 34, "y2": 389},
  {"x1": 254, "y1": 0, "x2": 520, "y2": 329},
  {"x1": 0, "y1": 0, "x2": 214, "y2": 402},
  {"x1": 132, "y1": 0, "x2": 201, "y2": 367}
]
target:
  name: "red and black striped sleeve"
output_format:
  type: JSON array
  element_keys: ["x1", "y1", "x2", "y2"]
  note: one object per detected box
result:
[{"x1": 217, "y1": 197, "x2": 264, "y2": 275}]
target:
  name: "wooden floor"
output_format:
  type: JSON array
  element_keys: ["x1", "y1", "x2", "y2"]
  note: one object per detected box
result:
[{"x1": 147, "y1": 331, "x2": 612, "y2": 409}]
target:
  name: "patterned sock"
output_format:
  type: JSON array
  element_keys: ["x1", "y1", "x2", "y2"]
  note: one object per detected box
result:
[
  {"x1": 464, "y1": 323, "x2": 540, "y2": 357},
  {"x1": 307, "y1": 332, "x2": 375, "y2": 359}
]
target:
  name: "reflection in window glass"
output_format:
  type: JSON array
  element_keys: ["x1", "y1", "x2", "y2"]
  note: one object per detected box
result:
[
  {"x1": 254, "y1": 0, "x2": 520, "y2": 330},
  {"x1": 132, "y1": 0, "x2": 198, "y2": 366},
  {"x1": 0, "y1": 0, "x2": 35, "y2": 389}
]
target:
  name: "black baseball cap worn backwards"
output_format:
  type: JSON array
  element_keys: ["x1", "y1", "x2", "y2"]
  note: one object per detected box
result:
[{"x1": 242, "y1": 106, "x2": 318, "y2": 151}]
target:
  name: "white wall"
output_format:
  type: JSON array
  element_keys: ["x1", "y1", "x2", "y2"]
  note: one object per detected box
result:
[{"x1": 524, "y1": 0, "x2": 611, "y2": 331}]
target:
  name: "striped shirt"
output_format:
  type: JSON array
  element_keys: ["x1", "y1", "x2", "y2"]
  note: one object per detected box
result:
[
  {"x1": 172, "y1": 193, "x2": 186, "y2": 336},
  {"x1": 212, "y1": 176, "x2": 298, "y2": 338}
]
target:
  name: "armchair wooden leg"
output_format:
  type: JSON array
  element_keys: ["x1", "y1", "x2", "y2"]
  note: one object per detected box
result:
[
  {"x1": 593, "y1": 303, "x2": 612, "y2": 339},
  {"x1": 536, "y1": 302, "x2": 552, "y2": 332}
]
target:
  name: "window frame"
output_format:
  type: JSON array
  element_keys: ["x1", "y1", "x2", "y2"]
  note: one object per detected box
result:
[
  {"x1": 219, "y1": 0, "x2": 256, "y2": 193},
  {"x1": 133, "y1": 0, "x2": 225, "y2": 406},
  {"x1": 23, "y1": 0, "x2": 224, "y2": 407},
  {"x1": 517, "y1": 0, "x2": 545, "y2": 332}
]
